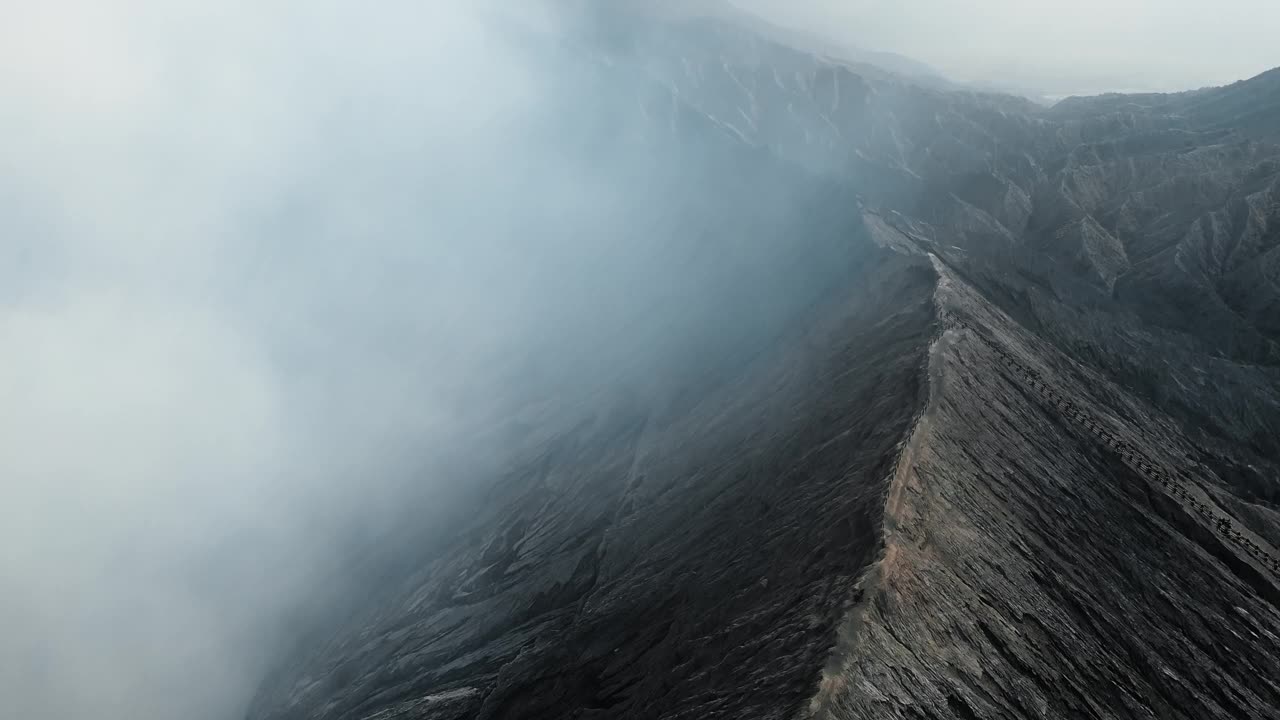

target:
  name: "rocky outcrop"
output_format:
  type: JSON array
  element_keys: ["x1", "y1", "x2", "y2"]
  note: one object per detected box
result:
[{"x1": 1049, "y1": 215, "x2": 1130, "y2": 289}]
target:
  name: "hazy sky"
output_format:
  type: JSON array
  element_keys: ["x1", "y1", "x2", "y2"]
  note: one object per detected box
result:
[{"x1": 735, "y1": 0, "x2": 1280, "y2": 95}]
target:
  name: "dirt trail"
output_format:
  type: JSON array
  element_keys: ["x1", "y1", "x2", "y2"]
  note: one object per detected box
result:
[{"x1": 804, "y1": 265, "x2": 952, "y2": 719}]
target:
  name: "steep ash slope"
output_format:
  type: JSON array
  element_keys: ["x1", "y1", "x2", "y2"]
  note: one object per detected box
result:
[
  {"x1": 249, "y1": 5, "x2": 1280, "y2": 720},
  {"x1": 810, "y1": 256, "x2": 1280, "y2": 719},
  {"x1": 248, "y1": 243, "x2": 939, "y2": 720}
]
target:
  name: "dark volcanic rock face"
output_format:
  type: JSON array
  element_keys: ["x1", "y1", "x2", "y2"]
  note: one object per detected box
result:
[
  {"x1": 248, "y1": 5, "x2": 1280, "y2": 720},
  {"x1": 249, "y1": 247, "x2": 939, "y2": 720},
  {"x1": 811, "y1": 258, "x2": 1280, "y2": 719}
]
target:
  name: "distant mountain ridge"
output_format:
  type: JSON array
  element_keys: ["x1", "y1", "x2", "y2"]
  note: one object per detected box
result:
[{"x1": 1051, "y1": 65, "x2": 1280, "y2": 141}]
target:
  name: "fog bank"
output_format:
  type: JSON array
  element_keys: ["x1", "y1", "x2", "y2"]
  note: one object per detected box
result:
[{"x1": 0, "y1": 3, "x2": 602, "y2": 718}]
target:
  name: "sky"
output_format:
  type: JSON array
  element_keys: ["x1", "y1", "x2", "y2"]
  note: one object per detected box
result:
[{"x1": 735, "y1": 0, "x2": 1280, "y2": 96}]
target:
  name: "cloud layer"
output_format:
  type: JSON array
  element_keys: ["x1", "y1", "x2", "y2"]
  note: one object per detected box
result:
[
  {"x1": 1, "y1": 2, "x2": 575, "y2": 718},
  {"x1": 735, "y1": 0, "x2": 1280, "y2": 95}
]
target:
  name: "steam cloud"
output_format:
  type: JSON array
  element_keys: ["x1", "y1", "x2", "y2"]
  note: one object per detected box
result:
[{"x1": 0, "y1": 2, "x2": 597, "y2": 718}]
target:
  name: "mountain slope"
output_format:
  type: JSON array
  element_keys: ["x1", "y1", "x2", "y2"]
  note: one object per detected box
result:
[
  {"x1": 248, "y1": 241, "x2": 940, "y2": 720},
  {"x1": 812, "y1": 253, "x2": 1280, "y2": 719},
  {"x1": 247, "y1": 6, "x2": 1280, "y2": 720}
]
